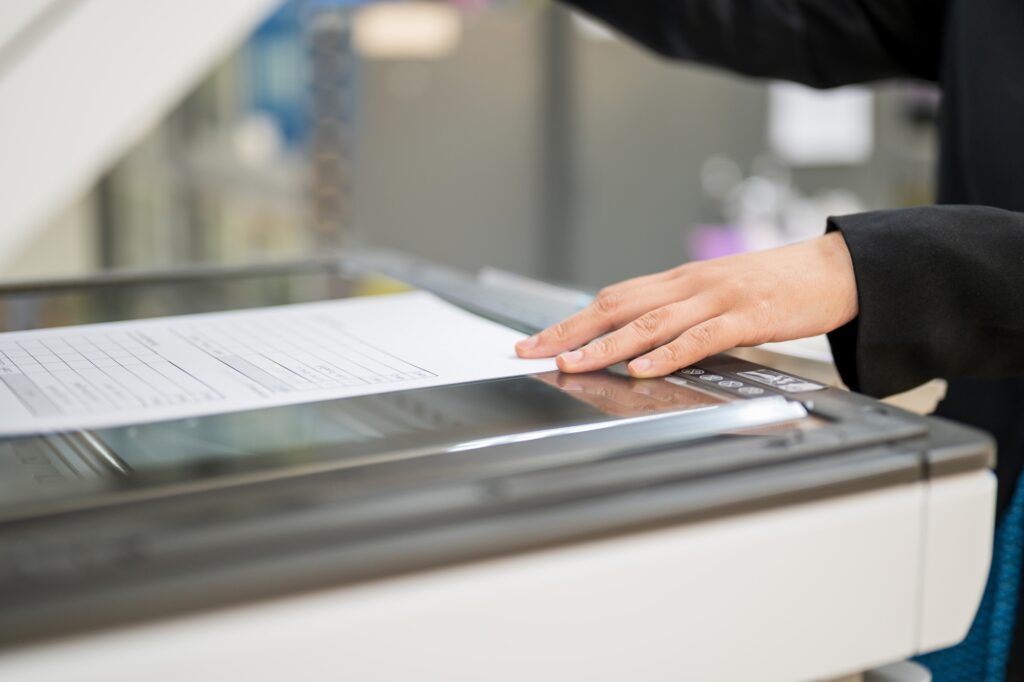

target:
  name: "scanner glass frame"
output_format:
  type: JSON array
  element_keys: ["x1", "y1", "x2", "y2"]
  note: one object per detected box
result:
[{"x1": 0, "y1": 261, "x2": 814, "y2": 523}]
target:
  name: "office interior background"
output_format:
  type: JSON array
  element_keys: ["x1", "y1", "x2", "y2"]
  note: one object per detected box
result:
[
  {"x1": 2, "y1": 0, "x2": 938, "y2": 290},
  {"x1": 3, "y1": 5, "x2": 1011, "y2": 681}
]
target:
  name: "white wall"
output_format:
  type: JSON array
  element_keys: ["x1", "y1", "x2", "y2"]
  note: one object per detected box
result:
[{"x1": 0, "y1": 0, "x2": 280, "y2": 276}]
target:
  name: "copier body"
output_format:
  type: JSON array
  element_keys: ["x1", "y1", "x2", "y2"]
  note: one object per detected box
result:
[{"x1": 0, "y1": 256, "x2": 995, "y2": 682}]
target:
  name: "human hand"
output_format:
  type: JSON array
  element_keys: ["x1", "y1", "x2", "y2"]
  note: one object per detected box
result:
[{"x1": 516, "y1": 233, "x2": 857, "y2": 377}]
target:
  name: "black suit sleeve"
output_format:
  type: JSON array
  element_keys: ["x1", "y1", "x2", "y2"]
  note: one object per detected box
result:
[
  {"x1": 827, "y1": 206, "x2": 1024, "y2": 397},
  {"x1": 561, "y1": 0, "x2": 944, "y2": 87}
]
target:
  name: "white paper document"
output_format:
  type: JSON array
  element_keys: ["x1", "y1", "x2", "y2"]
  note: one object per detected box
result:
[{"x1": 0, "y1": 292, "x2": 556, "y2": 435}]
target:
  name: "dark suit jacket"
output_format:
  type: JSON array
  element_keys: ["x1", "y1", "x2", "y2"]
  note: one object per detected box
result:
[
  {"x1": 560, "y1": 0, "x2": 1024, "y2": 672},
  {"x1": 561, "y1": 0, "x2": 1024, "y2": 394}
]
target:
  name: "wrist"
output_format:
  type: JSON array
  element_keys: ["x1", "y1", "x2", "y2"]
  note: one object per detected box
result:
[{"x1": 817, "y1": 231, "x2": 859, "y2": 327}]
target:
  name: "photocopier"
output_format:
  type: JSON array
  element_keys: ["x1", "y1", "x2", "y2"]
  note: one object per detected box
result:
[{"x1": 0, "y1": 253, "x2": 995, "y2": 682}]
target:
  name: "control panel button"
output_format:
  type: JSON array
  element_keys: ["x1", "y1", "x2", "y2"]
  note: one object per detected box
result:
[
  {"x1": 779, "y1": 382, "x2": 827, "y2": 393},
  {"x1": 737, "y1": 369, "x2": 825, "y2": 393}
]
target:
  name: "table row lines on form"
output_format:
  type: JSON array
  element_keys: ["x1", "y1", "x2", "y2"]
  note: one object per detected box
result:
[
  {"x1": 0, "y1": 361, "x2": 222, "y2": 417},
  {"x1": 1, "y1": 349, "x2": 437, "y2": 417},
  {"x1": 214, "y1": 351, "x2": 435, "y2": 393},
  {"x1": 0, "y1": 334, "x2": 154, "y2": 353},
  {"x1": 177, "y1": 327, "x2": 432, "y2": 381}
]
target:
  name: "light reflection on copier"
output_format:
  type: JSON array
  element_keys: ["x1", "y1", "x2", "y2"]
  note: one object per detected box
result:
[
  {"x1": 93, "y1": 372, "x2": 732, "y2": 474},
  {"x1": 0, "y1": 369, "x2": 819, "y2": 516}
]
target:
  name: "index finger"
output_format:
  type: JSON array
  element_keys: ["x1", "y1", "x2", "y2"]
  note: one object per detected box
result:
[{"x1": 516, "y1": 280, "x2": 689, "y2": 358}]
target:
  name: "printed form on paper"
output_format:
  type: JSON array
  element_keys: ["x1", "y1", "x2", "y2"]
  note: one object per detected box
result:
[{"x1": 0, "y1": 292, "x2": 556, "y2": 435}]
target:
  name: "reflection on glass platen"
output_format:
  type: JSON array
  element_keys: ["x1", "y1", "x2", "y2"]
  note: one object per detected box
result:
[
  {"x1": 532, "y1": 369, "x2": 726, "y2": 418},
  {"x1": 534, "y1": 369, "x2": 824, "y2": 435}
]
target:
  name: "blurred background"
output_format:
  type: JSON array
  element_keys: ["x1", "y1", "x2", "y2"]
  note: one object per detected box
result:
[{"x1": 0, "y1": 0, "x2": 940, "y2": 291}]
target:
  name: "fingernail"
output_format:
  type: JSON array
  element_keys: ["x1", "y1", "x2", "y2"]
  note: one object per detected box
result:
[
  {"x1": 517, "y1": 335, "x2": 539, "y2": 351},
  {"x1": 559, "y1": 349, "x2": 584, "y2": 365},
  {"x1": 629, "y1": 358, "x2": 652, "y2": 374}
]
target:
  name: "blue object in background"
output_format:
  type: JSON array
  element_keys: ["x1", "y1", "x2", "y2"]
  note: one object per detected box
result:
[
  {"x1": 245, "y1": 0, "x2": 382, "y2": 148},
  {"x1": 916, "y1": 469, "x2": 1024, "y2": 681},
  {"x1": 246, "y1": 1, "x2": 309, "y2": 147}
]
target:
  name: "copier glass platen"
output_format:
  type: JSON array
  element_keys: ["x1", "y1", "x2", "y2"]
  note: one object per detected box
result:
[{"x1": 0, "y1": 257, "x2": 996, "y2": 682}]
